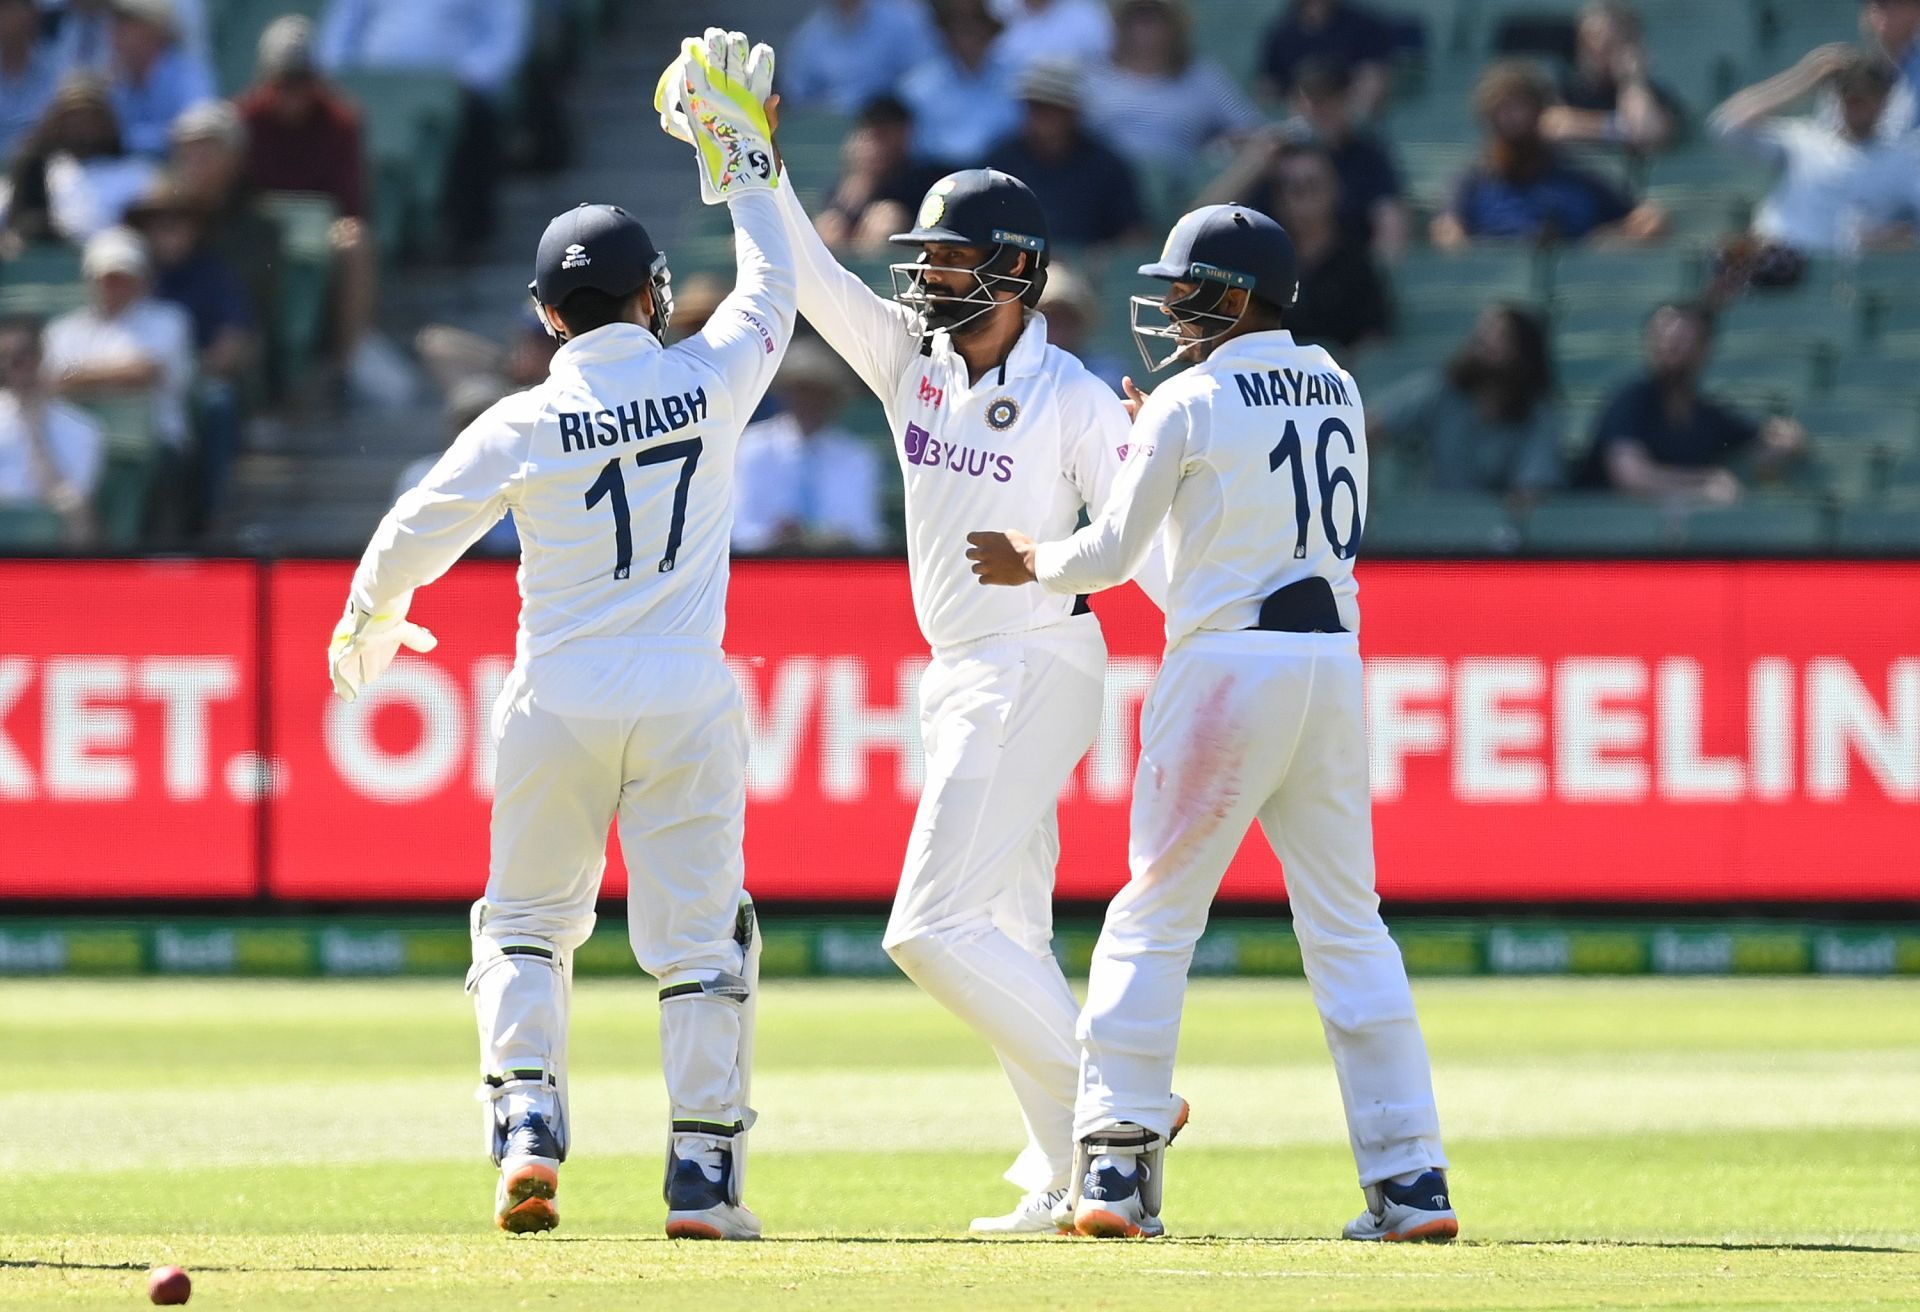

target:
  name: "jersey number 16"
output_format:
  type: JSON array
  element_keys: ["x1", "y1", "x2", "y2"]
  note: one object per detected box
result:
[
  {"x1": 1269, "y1": 416, "x2": 1362, "y2": 560},
  {"x1": 583, "y1": 438, "x2": 703, "y2": 577}
]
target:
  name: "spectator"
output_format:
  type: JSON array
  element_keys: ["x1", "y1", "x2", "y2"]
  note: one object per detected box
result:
[
  {"x1": 42, "y1": 227, "x2": 194, "y2": 519},
  {"x1": 814, "y1": 95, "x2": 945, "y2": 254},
  {"x1": 1542, "y1": 1, "x2": 1682, "y2": 154},
  {"x1": 898, "y1": 0, "x2": 1017, "y2": 168},
  {"x1": 1264, "y1": 143, "x2": 1391, "y2": 352},
  {"x1": 1037, "y1": 262, "x2": 1125, "y2": 391},
  {"x1": 50, "y1": 0, "x2": 209, "y2": 75},
  {"x1": 316, "y1": 0, "x2": 531, "y2": 251},
  {"x1": 0, "y1": 0, "x2": 60, "y2": 165},
  {"x1": 1578, "y1": 300, "x2": 1806, "y2": 503},
  {"x1": 1258, "y1": 0, "x2": 1400, "y2": 117},
  {"x1": 1714, "y1": 50, "x2": 1919, "y2": 256},
  {"x1": 103, "y1": 0, "x2": 214, "y2": 160},
  {"x1": 985, "y1": 59, "x2": 1146, "y2": 247},
  {"x1": 733, "y1": 337, "x2": 886, "y2": 553},
  {"x1": 164, "y1": 101, "x2": 279, "y2": 341},
  {"x1": 1432, "y1": 60, "x2": 1667, "y2": 250},
  {"x1": 0, "y1": 74, "x2": 159, "y2": 244},
  {"x1": 663, "y1": 274, "x2": 727, "y2": 345},
  {"x1": 1859, "y1": 0, "x2": 1920, "y2": 138},
  {"x1": 396, "y1": 376, "x2": 519, "y2": 557},
  {"x1": 1085, "y1": 0, "x2": 1262, "y2": 180},
  {"x1": 781, "y1": 0, "x2": 937, "y2": 114},
  {"x1": 989, "y1": 0, "x2": 1113, "y2": 74},
  {"x1": 1371, "y1": 303, "x2": 1564, "y2": 505},
  {"x1": 236, "y1": 16, "x2": 376, "y2": 378},
  {"x1": 0, "y1": 316, "x2": 102, "y2": 543},
  {"x1": 416, "y1": 310, "x2": 555, "y2": 396},
  {"x1": 127, "y1": 184, "x2": 248, "y2": 527},
  {"x1": 1202, "y1": 58, "x2": 1408, "y2": 259}
]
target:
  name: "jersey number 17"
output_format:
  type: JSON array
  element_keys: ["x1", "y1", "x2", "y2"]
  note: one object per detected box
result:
[{"x1": 583, "y1": 438, "x2": 703, "y2": 577}]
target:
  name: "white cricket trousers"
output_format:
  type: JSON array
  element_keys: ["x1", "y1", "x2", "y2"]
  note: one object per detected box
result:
[
  {"x1": 883, "y1": 613, "x2": 1106, "y2": 1193},
  {"x1": 469, "y1": 640, "x2": 752, "y2": 1139},
  {"x1": 1076, "y1": 630, "x2": 1447, "y2": 1187}
]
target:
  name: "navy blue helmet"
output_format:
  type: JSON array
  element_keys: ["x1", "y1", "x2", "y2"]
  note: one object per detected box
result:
[
  {"x1": 887, "y1": 169, "x2": 1050, "y2": 335},
  {"x1": 1132, "y1": 204, "x2": 1298, "y2": 371},
  {"x1": 529, "y1": 203, "x2": 672, "y2": 339}
]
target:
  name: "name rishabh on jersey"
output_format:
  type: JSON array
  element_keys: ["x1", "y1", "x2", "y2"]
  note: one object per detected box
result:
[
  {"x1": 1034, "y1": 330, "x2": 1369, "y2": 645},
  {"x1": 345, "y1": 192, "x2": 796, "y2": 665}
]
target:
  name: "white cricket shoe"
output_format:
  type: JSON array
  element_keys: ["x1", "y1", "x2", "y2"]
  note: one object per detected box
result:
[
  {"x1": 664, "y1": 1144, "x2": 762, "y2": 1240},
  {"x1": 1342, "y1": 1169, "x2": 1459, "y2": 1242},
  {"x1": 970, "y1": 1186, "x2": 1072, "y2": 1234},
  {"x1": 1072, "y1": 1154, "x2": 1163, "y2": 1238}
]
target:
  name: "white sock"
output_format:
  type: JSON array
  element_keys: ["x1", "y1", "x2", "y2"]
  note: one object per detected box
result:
[
  {"x1": 502, "y1": 1086, "x2": 555, "y2": 1126},
  {"x1": 1389, "y1": 1169, "x2": 1428, "y2": 1188}
]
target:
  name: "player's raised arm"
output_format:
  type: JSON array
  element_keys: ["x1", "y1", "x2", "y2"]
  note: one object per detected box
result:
[{"x1": 655, "y1": 30, "x2": 795, "y2": 412}]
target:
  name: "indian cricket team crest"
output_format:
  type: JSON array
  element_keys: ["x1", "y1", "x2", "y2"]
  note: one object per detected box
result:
[
  {"x1": 985, "y1": 396, "x2": 1020, "y2": 431},
  {"x1": 919, "y1": 176, "x2": 958, "y2": 229}
]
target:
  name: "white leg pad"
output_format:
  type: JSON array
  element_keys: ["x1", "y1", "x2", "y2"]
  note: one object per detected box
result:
[
  {"x1": 468, "y1": 932, "x2": 572, "y2": 1163},
  {"x1": 658, "y1": 895, "x2": 759, "y2": 1205}
]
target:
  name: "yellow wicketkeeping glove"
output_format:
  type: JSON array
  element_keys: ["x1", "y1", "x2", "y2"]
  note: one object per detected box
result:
[
  {"x1": 328, "y1": 598, "x2": 438, "y2": 703},
  {"x1": 654, "y1": 28, "x2": 778, "y2": 205}
]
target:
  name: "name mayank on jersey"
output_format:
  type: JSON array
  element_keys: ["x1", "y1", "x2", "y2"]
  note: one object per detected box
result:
[{"x1": 1231, "y1": 365, "x2": 1353, "y2": 408}]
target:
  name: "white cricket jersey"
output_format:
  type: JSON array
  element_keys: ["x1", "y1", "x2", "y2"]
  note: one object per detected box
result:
[
  {"x1": 348, "y1": 191, "x2": 795, "y2": 664},
  {"x1": 1034, "y1": 330, "x2": 1368, "y2": 644},
  {"x1": 770, "y1": 169, "x2": 1130, "y2": 651}
]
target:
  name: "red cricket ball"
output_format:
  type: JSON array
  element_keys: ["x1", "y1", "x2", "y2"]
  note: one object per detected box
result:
[{"x1": 147, "y1": 1265, "x2": 191, "y2": 1305}]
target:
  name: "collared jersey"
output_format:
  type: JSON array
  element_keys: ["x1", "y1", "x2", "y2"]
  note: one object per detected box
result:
[
  {"x1": 770, "y1": 168, "x2": 1130, "y2": 651},
  {"x1": 1034, "y1": 330, "x2": 1369, "y2": 644},
  {"x1": 347, "y1": 191, "x2": 794, "y2": 665}
]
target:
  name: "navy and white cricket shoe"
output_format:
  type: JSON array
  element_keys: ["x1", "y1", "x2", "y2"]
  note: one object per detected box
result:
[
  {"x1": 1072, "y1": 1153, "x2": 1163, "y2": 1238},
  {"x1": 1342, "y1": 1169, "x2": 1459, "y2": 1242},
  {"x1": 664, "y1": 1144, "x2": 762, "y2": 1240},
  {"x1": 494, "y1": 1112, "x2": 562, "y2": 1234}
]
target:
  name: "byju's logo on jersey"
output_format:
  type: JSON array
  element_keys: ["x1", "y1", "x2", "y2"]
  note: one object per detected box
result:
[
  {"x1": 903, "y1": 421, "x2": 1013, "y2": 482},
  {"x1": 984, "y1": 396, "x2": 1020, "y2": 431},
  {"x1": 560, "y1": 243, "x2": 590, "y2": 270}
]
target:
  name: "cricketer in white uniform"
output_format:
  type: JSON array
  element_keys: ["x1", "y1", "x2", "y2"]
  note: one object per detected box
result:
[
  {"x1": 680, "y1": 77, "x2": 1143, "y2": 1230},
  {"x1": 969, "y1": 204, "x2": 1455, "y2": 1242},
  {"x1": 327, "y1": 32, "x2": 791, "y2": 1241}
]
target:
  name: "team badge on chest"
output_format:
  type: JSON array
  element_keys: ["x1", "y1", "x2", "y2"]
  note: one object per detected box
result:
[{"x1": 985, "y1": 396, "x2": 1021, "y2": 431}]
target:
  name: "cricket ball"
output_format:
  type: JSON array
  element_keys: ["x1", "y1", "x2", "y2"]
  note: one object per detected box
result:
[{"x1": 147, "y1": 1265, "x2": 191, "y2": 1304}]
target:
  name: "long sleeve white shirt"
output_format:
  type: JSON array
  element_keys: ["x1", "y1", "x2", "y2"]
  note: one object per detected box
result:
[
  {"x1": 768, "y1": 166, "x2": 1132, "y2": 651},
  {"x1": 1035, "y1": 330, "x2": 1368, "y2": 645},
  {"x1": 348, "y1": 191, "x2": 794, "y2": 663}
]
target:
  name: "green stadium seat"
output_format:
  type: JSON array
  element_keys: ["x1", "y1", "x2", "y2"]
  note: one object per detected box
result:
[
  {"x1": 256, "y1": 191, "x2": 338, "y2": 396},
  {"x1": 1834, "y1": 504, "x2": 1920, "y2": 550},
  {"x1": 2, "y1": 242, "x2": 82, "y2": 286},
  {"x1": 1361, "y1": 492, "x2": 1518, "y2": 553},
  {"x1": 0, "y1": 505, "x2": 65, "y2": 547},
  {"x1": 334, "y1": 71, "x2": 464, "y2": 260},
  {"x1": 1523, "y1": 496, "x2": 1683, "y2": 551},
  {"x1": 1683, "y1": 500, "x2": 1829, "y2": 551}
]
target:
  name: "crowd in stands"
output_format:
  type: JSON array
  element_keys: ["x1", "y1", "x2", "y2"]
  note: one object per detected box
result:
[{"x1": 726, "y1": 0, "x2": 1920, "y2": 552}]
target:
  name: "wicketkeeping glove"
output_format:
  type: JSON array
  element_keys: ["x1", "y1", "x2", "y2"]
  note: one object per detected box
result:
[
  {"x1": 654, "y1": 28, "x2": 778, "y2": 205},
  {"x1": 328, "y1": 598, "x2": 438, "y2": 703}
]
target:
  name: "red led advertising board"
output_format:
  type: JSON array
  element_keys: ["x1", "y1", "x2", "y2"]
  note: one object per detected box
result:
[{"x1": 3, "y1": 559, "x2": 1916, "y2": 902}]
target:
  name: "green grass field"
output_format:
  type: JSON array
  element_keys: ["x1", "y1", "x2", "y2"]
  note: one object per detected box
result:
[{"x1": 11, "y1": 975, "x2": 1919, "y2": 1309}]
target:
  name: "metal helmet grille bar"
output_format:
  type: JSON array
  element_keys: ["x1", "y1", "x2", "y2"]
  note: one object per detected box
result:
[
  {"x1": 1130, "y1": 273, "x2": 1245, "y2": 373},
  {"x1": 888, "y1": 244, "x2": 1037, "y2": 340}
]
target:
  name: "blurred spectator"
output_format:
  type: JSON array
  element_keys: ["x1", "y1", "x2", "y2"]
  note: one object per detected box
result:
[
  {"x1": 781, "y1": 0, "x2": 937, "y2": 114},
  {"x1": 164, "y1": 101, "x2": 278, "y2": 341},
  {"x1": 1432, "y1": 60, "x2": 1666, "y2": 250},
  {"x1": 1859, "y1": 0, "x2": 1920, "y2": 138},
  {"x1": 1577, "y1": 301, "x2": 1806, "y2": 504},
  {"x1": 1037, "y1": 262, "x2": 1125, "y2": 391},
  {"x1": 1713, "y1": 49, "x2": 1919, "y2": 256},
  {"x1": 1085, "y1": 0, "x2": 1262, "y2": 179},
  {"x1": 103, "y1": 0, "x2": 215, "y2": 160},
  {"x1": 1541, "y1": 1, "x2": 1682, "y2": 154},
  {"x1": 236, "y1": 16, "x2": 376, "y2": 375},
  {"x1": 1263, "y1": 143, "x2": 1391, "y2": 352},
  {"x1": 733, "y1": 337, "x2": 886, "y2": 553},
  {"x1": 0, "y1": 0, "x2": 61, "y2": 164},
  {"x1": 0, "y1": 316, "x2": 102, "y2": 543},
  {"x1": 0, "y1": 74, "x2": 159, "y2": 244},
  {"x1": 898, "y1": 0, "x2": 1017, "y2": 168},
  {"x1": 986, "y1": 59, "x2": 1146, "y2": 247},
  {"x1": 128, "y1": 183, "x2": 247, "y2": 527},
  {"x1": 1370, "y1": 303, "x2": 1563, "y2": 505},
  {"x1": 814, "y1": 95, "x2": 944, "y2": 254},
  {"x1": 42, "y1": 228, "x2": 193, "y2": 516},
  {"x1": 316, "y1": 0, "x2": 531, "y2": 251},
  {"x1": 397, "y1": 376, "x2": 518, "y2": 557},
  {"x1": 1203, "y1": 58, "x2": 1408, "y2": 259},
  {"x1": 416, "y1": 310, "x2": 555, "y2": 396},
  {"x1": 50, "y1": 0, "x2": 209, "y2": 75},
  {"x1": 663, "y1": 274, "x2": 727, "y2": 345},
  {"x1": 1258, "y1": 0, "x2": 1399, "y2": 117},
  {"x1": 989, "y1": 0, "x2": 1113, "y2": 74}
]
